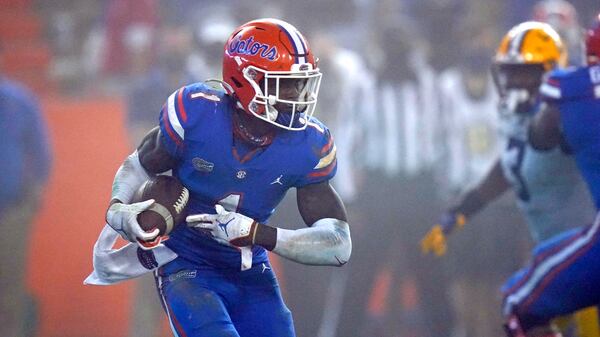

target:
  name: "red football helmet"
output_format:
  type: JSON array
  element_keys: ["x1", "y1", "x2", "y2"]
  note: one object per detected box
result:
[
  {"x1": 222, "y1": 18, "x2": 322, "y2": 130},
  {"x1": 586, "y1": 14, "x2": 600, "y2": 65}
]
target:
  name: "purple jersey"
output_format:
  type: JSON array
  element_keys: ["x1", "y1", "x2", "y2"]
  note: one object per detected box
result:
[{"x1": 158, "y1": 82, "x2": 337, "y2": 269}]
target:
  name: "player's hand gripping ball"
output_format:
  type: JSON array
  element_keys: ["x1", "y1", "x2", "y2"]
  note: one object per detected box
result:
[{"x1": 133, "y1": 175, "x2": 189, "y2": 249}]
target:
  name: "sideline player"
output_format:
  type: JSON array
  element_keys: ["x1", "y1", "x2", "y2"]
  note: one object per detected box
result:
[
  {"x1": 93, "y1": 19, "x2": 352, "y2": 337},
  {"x1": 502, "y1": 14, "x2": 600, "y2": 337},
  {"x1": 0, "y1": 76, "x2": 52, "y2": 337}
]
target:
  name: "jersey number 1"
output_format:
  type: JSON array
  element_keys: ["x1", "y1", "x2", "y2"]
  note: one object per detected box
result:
[{"x1": 218, "y1": 193, "x2": 242, "y2": 212}]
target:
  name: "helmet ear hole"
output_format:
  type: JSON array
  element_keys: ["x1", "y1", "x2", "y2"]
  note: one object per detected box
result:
[{"x1": 230, "y1": 76, "x2": 243, "y2": 88}]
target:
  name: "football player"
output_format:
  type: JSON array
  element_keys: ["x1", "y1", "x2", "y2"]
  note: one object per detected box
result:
[
  {"x1": 421, "y1": 21, "x2": 596, "y2": 337},
  {"x1": 99, "y1": 19, "x2": 352, "y2": 337},
  {"x1": 502, "y1": 14, "x2": 600, "y2": 337},
  {"x1": 422, "y1": 21, "x2": 593, "y2": 262}
]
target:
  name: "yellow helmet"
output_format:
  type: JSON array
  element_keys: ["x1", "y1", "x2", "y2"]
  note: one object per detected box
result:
[
  {"x1": 495, "y1": 21, "x2": 567, "y2": 70},
  {"x1": 493, "y1": 22, "x2": 567, "y2": 113}
]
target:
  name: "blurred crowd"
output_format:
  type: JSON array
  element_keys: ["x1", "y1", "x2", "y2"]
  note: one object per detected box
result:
[{"x1": 5, "y1": 0, "x2": 600, "y2": 336}]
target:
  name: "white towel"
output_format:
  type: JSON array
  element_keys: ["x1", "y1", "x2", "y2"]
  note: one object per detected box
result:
[{"x1": 84, "y1": 224, "x2": 178, "y2": 285}]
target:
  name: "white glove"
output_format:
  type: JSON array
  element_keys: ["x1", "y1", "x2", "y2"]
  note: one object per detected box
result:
[
  {"x1": 187, "y1": 205, "x2": 255, "y2": 270},
  {"x1": 186, "y1": 205, "x2": 257, "y2": 247},
  {"x1": 106, "y1": 199, "x2": 160, "y2": 244}
]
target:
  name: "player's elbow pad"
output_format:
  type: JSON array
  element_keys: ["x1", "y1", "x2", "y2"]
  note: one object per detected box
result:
[
  {"x1": 111, "y1": 151, "x2": 151, "y2": 204},
  {"x1": 273, "y1": 218, "x2": 352, "y2": 266}
]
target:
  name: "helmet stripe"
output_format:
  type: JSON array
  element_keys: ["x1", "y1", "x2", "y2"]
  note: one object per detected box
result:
[
  {"x1": 509, "y1": 29, "x2": 531, "y2": 56},
  {"x1": 508, "y1": 33, "x2": 520, "y2": 57},
  {"x1": 516, "y1": 30, "x2": 532, "y2": 55},
  {"x1": 509, "y1": 29, "x2": 531, "y2": 59},
  {"x1": 276, "y1": 21, "x2": 307, "y2": 64}
]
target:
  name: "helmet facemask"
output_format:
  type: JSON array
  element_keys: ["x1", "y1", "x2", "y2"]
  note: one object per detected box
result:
[
  {"x1": 242, "y1": 63, "x2": 322, "y2": 131},
  {"x1": 493, "y1": 62, "x2": 547, "y2": 114}
]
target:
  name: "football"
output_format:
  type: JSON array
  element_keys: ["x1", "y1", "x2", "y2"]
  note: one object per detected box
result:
[{"x1": 133, "y1": 175, "x2": 190, "y2": 237}]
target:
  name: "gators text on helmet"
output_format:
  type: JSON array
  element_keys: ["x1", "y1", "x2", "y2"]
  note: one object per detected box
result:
[{"x1": 222, "y1": 18, "x2": 322, "y2": 131}]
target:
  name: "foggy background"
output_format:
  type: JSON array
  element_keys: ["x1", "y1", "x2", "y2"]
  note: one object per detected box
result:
[{"x1": 1, "y1": 0, "x2": 598, "y2": 336}]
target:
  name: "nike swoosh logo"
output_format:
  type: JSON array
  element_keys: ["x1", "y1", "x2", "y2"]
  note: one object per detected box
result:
[{"x1": 335, "y1": 256, "x2": 348, "y2": 266}]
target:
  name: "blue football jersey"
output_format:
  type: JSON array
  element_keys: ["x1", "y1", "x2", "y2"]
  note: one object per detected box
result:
[
  {"x1": 540, "y1": 65, "x2": 600, "y2": 208},
  {"x1": 158, "y1": 82, "x2": 337, "y2": 269}
]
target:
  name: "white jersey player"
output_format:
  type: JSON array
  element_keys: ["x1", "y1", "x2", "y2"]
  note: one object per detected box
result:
[
  {"x1": 497, "y1": 103, "x2": 593, "y2": 243},
  {"x1": 422, "y1": 21, "x2": 594, "y2": 253}
]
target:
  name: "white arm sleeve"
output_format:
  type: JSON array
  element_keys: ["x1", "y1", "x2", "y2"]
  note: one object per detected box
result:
[
  {"x1": 111, "y1": 151, "x2": 151, "y2": 203},
  {"x1": 273, "y1": 218, "x2": 352, "y2": 266}
]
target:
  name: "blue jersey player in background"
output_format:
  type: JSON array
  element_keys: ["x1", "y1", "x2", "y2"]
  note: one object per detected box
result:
[
  {"x1": 502, "y1": 13, "x2": 600, "y2": 337},
  {"x1": 102, "y1": 19, "x2": 352, "y2": 337}
]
